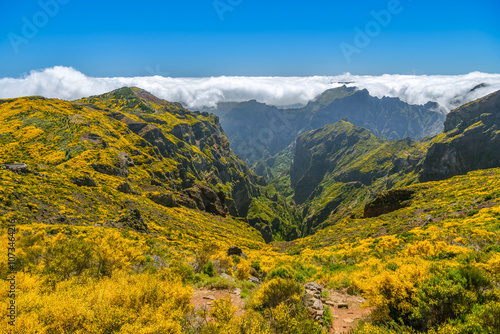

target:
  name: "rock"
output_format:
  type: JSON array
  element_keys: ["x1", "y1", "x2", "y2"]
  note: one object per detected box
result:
[
  {"x1": 80, "y1": 132, "x2": 108, "y2": 148},
  {"x1": 248, "y1": 218, "x2": 274, "y2": 243},
  {"x1": 305, "y1": 282, "x2": 322, "y2": 291},
  {"x1": 2, "y1": 163, "x2": 28, "y2": 170},
  {"x1": 203, "y1": 295, "x2": 216, "y2": 300},
  {"x1": 151, "y1": 179, "x2": 164, "y2": 187},
  {"x1": 337, "y1": 303, "x2": 349, "y2": 309},
  {"x1": 183, "y1": 184, "x2": 228, "y2": 217},
  {"x1": 92, "y1": 163, "x2": 128, "y2": 178},
  {"x1": 325, "y1": 301, "x2": 335, "y2": 306},
  {"x1": 363, "y1": 189, "x2": 415, "y2": 218},
  {"x1": 117, "y1": 182, "x2": 135, "y2": 194},
  {"x1": 227, "y1": 246, "x2": 243, "y2": 256},
  {"x1": 116, "y1": 208, "x2": 149, "y2": 233},
  {"x1": 220, "y1": 273, "x2": 235, "y2": 281},
  {"x1": 147, "y1": 192, "x2": 177, "y2": 208},
  {"x1": 248, "y1": 276, "x2": 260, "y2": 284},
  {"x1": 311, "y1": 299, "x2": 324, "y2": 311},
  {"x1": 72, "y1": 176, "x2": 97, "y2": 187},
  {"x1": 2, "y1": 163, "x2": 31, "y2": 174}
]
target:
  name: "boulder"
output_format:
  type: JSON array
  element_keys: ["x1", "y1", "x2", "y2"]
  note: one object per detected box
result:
[
  {"x1": 117, "y1": 208, "x2": 149, "y2": 233},
  {"x1": 147, "y1": 192, "x2": 177, "y2": 208},
  {"x1": 92, "y1": 163, "x2": 128, "y2": 178},
  {"x1": 363, "y1": 189, "x2": 415, "y2": 218},
  {"x1": 183, "y1": 184, "x2": 228, "y2": 217},
  {"x1": 248, "y1": 276, "x2": 260, "y2": 285},
  {"x1": 117, "y1": 182, "x2": 139, "y2": 195},
  {"x1": 227, "y1": 246, "x2": 243, "y2": 256},
  {"x1": 220, "y1": 273, "x2": 235, "y2": 281},
  {"x1": 73, "y1": 176, "x2": 97, "y2": 187}
]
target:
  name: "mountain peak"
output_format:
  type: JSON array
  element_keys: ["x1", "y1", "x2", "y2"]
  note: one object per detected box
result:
[{"x1": 78, "y1": 87, "x2": 184, "y2": 114}]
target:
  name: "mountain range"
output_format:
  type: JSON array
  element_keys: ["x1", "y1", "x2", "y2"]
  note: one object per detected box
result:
[{"x1": 205, "y1": 86, "x2": 445, "y2": 175}]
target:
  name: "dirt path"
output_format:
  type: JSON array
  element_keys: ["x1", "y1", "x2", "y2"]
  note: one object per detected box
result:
[
  {"x1": 325, "y1": 289, "x2": 371, "y2": 333},
  {"x1": 191, "y1": 287, "x2": 246, "y2": 316}
]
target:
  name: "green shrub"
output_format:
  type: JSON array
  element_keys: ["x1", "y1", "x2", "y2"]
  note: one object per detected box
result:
[
  {"x1": 266, "y1": 267, "x2": 294, "y2": 281},
  {"x1": 195, "y1": 275, "x2": 237, "y2": 290},
  {"x1": 202, "y1": 262, "x2": 216, "y2": 277},
  {"x1": 323, "y1": 306, "x2": 333, "y2": 328},
  {"x1": 250, "y1": 262, "x2": 261, "y2": 273}
]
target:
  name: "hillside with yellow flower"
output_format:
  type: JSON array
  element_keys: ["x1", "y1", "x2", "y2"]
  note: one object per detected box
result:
[{"x1": 0, "y1": 88, "x2": 499, "y2": 333}]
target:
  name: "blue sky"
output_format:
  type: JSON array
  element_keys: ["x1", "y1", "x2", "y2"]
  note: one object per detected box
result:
[{"x1": 1, "y1": 0, "x2": 499, "y2": 77}]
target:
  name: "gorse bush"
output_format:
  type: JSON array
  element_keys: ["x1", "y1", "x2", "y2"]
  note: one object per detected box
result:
[
  {"x1": 250, "y1": 278, "x2": 304, "y2": 310},
  {"x1": 235, "y1": 259, "x2": 251, "y2": 281},
  {"x1": 0, "y1": 271, "x2": 193, "y2": 333}
]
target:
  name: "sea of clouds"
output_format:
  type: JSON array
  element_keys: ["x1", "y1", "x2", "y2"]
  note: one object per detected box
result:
[{"x1": 1, "y1": 66, "x2": 500, "y2": 112}]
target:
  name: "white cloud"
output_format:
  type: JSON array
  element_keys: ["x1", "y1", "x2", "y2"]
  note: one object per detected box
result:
[{"x1": 1, "y1": 66, "x2": 499, "y2": 112}]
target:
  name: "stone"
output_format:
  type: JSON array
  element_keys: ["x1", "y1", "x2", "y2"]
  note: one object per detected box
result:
[
  {"x1": 203, "y1": 295, "x2": 216, "y2": 300},
  {"x1": 337, "y1": 303, "x2": 349, "y2": 309},
  {"x1": 148, "y1": 192, "x2": 177, "y2": 208},
  {"x1": 363, "y1": 189, "x2": 415, "y2": 218},
  {"x1": 92, "y1": 163, "x2": 128, "y2": 178},
  {"x1": 80, "y1": 132, "x2": 107, "y2": 148},
  {"x1": 184, "y1": 184, "x2": 229, "y2": 217},
  {"x1": 116, "y1": 208, "x2": 149, "y2": 233},
  {"x1": 227, "y1": 246, "x2": 243, "y2": 256},
  {"x1": 117, "y1": 182, "x2": 134, "y2": 194},
  {"x1": 305, "y1": 282, "x2": 322, "y2": 291},
  {"x1": 72, "y1": 176, "x2": 97, "y2": 187},
  {"x1": 220, "y1": 273, "x2": 235, "y2": 281},
  {"x1": 311, "y1": 299, "x2": 324, "y2": 311},
  {"x1": 2, "y1": 163, "x2": 28, "y2": 171},
  {"x1": 248, "y1": 276, "x2": 260, "y2": 284}
]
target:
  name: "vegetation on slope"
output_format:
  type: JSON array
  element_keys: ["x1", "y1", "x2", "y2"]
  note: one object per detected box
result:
[{"x1": 1, "y1": 88, "x2": 499, "y2": 333}]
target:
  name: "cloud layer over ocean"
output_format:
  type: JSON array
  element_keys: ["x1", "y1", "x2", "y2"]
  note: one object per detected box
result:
[{"x1": 1, "y1": 66, "x2": 500, "y2": 112}]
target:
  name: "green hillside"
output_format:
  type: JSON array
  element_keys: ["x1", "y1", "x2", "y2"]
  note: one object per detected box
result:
[{"x1": 1, "y1": 88, "x2": 499, "y2": 333}]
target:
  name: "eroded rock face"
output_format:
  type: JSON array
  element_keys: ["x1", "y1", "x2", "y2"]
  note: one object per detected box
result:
[
  {"x1": 183, "y1": 184, "x2": 228, "y2": 217},
  {"x1": 363, "y1": 189, "x2": 415, "y2": 218},
  {"x1": 102, "y1": 88, "x2": 262, "y2": 218},
  {"x1": 421, "y1": 90, "x2": 500, "y2": 182}
]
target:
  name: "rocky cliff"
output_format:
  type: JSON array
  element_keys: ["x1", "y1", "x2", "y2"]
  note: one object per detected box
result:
[{"x1": 421, "y1": 90, "x2": 500, "y2": 181}]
